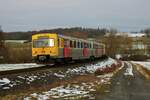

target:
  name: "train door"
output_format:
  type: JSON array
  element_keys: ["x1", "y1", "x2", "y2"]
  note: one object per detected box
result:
[
  {"x1": 64, "y1": 39, "x2": 70, "y2": 58},
  {"x1": 83, "y1": 42, "x2": 89, "y2": 57}
]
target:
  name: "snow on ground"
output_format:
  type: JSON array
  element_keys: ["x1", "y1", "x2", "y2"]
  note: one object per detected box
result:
[
  {"x1": 0, "y1": 58, "x2": 117, "y2": 74},
  {"x1": 24, "y1": 81, "x2": 103, "y2": 100},
  {"x1": 97, "y1": 61, "x2": 124, "y2": 84},
  {"x1": 87, "y1": 58, "x2": 118, "y2": 73},
  {"x1": 66, "y1": 58, "x2": 118, "y2": 75},
  {"x1": 23, "y1": 58, "x2": 122, "y2": 100},
  {"x1": 54, "y1": 73, "x2": 65, "y2": 78},
  {"x1": 124, "y1": 62, "x2": 133, "y2": 76},
  {"x1": 0, "y1": 58, "x2": 119, "y2": 90},
  {"x1": 132, "y1": 61, "x2": 150, "y2": 70},
  {"x1": 0, "y1": 78, "x2": 11, "y2": 89},
  {"x1": 97, "y1": 73, "x2": 113, "y2": 85},
  {"x1": 0, "y1": 63, "x2": 44, "y2": 71},
  {"x1": 0, "y1": 72, "x2": 54, "y2": 90}
]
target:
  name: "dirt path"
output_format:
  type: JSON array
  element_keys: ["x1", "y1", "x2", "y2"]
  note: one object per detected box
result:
[{"x1": 96, "y1": 62, "x2": 150, "y2": 100}]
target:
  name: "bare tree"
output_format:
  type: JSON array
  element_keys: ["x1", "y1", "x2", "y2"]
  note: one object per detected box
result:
[
  {"x1": 143, "y1": 28, "x2": 150, "y2": 37},
  {"x1": 109, "y1": 28, "x2": 118, "y2": 35},
  {"x1": 0, "y1": 26, "x2": 7, "y2": 62},
  {"x1": 102, "y1": 29, "x2": 117, "y2": 57},
  {"x1": 102, "y1": 31, "x2": 133, "y2": 58},
  {"x1": 0, "y1": 26, "x2": 4, "y2": 47}
]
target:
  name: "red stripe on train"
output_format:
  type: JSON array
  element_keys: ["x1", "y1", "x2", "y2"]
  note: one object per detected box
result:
[
  {"x1": 83, "y1": 48, "x2": 88, "y2": 57},
  {"x1": 64, "y1": 47, "x2": 70, "y2": 57}
]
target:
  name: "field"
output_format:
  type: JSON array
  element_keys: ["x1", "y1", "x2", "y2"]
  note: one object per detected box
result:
[{"x1": 5, "y1": 42, "x2": 32, "y2": 63}]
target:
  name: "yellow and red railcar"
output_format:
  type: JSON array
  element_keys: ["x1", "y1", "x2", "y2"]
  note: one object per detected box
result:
[{"x1": 32, "y1": 33, "x2": 105, "y2": 64}]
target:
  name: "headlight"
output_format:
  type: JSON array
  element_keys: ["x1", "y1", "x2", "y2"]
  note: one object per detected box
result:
[
  {"x1": 34, "y1": 51, "x2": 37, "y2": 54},
  {"x1": 38, "y1": 56, "x2": 46, "y2": 61}
]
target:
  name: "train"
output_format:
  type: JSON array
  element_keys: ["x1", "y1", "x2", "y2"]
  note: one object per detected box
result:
[{"x1": 32, "y1": 33, "x2": 106, "y2": 64}]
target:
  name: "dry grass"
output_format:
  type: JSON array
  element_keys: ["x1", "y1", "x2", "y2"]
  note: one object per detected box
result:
[
  {"x1": 0, "y1": 75, "x2": 102, "y2": 99},
  {"x1": 134, "y1": 64, "x2": 150, "y2": 79},
  {"x1": 0, "y1": 67, "x2": 123, "y2": 99},
  {"x1": 5, "y1": 42, "x2": 32, "y2": 63}
]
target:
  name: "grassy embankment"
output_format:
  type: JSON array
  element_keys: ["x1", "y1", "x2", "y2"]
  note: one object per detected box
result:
[
  {"x1": 5, "y1": 42, "x2": 32, "y2": 63},
  {"x1": 133, "y1": 64, "x2": 150, "y2": 80}
]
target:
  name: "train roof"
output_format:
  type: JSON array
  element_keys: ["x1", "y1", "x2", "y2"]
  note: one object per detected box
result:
[{"x1": 58, "y1": 34, "x2": 104, "y2": 46}]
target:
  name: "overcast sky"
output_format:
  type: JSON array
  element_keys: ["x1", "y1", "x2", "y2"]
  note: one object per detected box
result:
[{"x1": 0, "y1": 0, "x2": 150, "y2": 32}]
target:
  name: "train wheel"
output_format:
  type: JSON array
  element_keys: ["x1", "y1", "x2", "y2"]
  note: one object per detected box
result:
[
  {"x1": 90, "y1": 56, "x2": 95, "y2": 61},
  {"x1": 55, "y1": 58, "x2": 64, "y2": 65},
  {"x1": 64, "y1": 57, "x2": 72, "y2": 64}
]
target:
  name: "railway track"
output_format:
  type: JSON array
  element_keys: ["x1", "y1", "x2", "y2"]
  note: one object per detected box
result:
[{"x1": 0, "y1": 58, "x2": 107, "y2": 76}]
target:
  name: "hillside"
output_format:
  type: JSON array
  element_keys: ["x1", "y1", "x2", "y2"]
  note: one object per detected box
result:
[{"x1": 4, "y1": 27, "x2": 107, "y2": 40}]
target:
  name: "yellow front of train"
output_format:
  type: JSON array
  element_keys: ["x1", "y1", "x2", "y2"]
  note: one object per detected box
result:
[{"x1": 32, "y1": 33, "x2": 58, "y2": 63}]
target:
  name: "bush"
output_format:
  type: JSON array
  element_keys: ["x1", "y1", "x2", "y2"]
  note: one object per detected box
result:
[
  {"x1": 122, "y1": 55, "x2": 149, "y2": 61},
  {"x1": 95, "y1": 67, "x2": 105, "y2": 75},
  {"x1": 95, "y1": 61, "x2": 122, "y2": 75}
]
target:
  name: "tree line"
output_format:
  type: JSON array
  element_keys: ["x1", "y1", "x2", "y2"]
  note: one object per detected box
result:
[
  {"x1": 141, "y1": 28, "x2": 150, "y2": 37},
  {"x1": 102, "y1": 28, "x2": 150, "y2": 60},
  {"x1": 3, "y1": 27, "x2": 150, "y2": 40},
  {"x1": 4, "y1": 27, "x2": 109, "y2": 40}
]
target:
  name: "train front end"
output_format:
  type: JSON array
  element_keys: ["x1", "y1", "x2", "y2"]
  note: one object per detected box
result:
[{"x1": 32, "y1": 33, "x2": 58, "y2": 64}]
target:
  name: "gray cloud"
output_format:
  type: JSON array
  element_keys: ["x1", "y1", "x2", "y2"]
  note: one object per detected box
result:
[{"x1": 0, "y1": 0, "x2": 150, "y2": 32}]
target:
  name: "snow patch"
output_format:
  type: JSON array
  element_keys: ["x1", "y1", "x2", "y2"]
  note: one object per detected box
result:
[
  {"x1": 54, "y1": 73, "x2": 65, "y2": 78},
  {"x1": 87, "y1": 58, "x2": 118, "y2": 73},
  {"x1": 25, "y1": 82, "x2": 99, "y2": 100},
  {"x1": 27, "y1": 76, "x2": 38, "y2": 82},
  {"x1": 23, "y1": 97, "x2": 31, "y2": 100},
  {"x1": 66, "y1": 58, "x2": 117, "y2": 75},
  {"x1": 132, "y1": 61, "x2": 150, "y2": 70},
  {"x1": 0, "y1": 63, "x2": 43, "y2": 71},
  {"x1": 0, "y1": 78, "x2": 10, "y2": 87},
  {"x1": 124, "y1": 62, "x2": 133, "y2": 76},
  {"x1": 0, "y1": 58, "x2": 119, "y2": 91}
]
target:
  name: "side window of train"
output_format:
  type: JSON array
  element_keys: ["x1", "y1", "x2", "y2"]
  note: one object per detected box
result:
[
  {"x1": 78, "y1": 41, "x2": 80, "y2": 48},
  {"x1": 90, "y1": 43, "x2": 92, "y2": 48},
  {"x1": 74, "y1": 41, "x2": 76, "y2": 48},
  {"x1": 93, "y1": 44, "x2": 95, "y2": 49},
  {"x1": 84, "y1": 42, "x2": 87, "y2": 48},
  {"x1": 70, "y1": 40, "x2": 74, "y2": 48},
  {"x1": 59, "y1": 38, "x2": 64, "y2": 48},
  {"x1": 61, "y1": 38, "x2": 64, "y2": 47},
  {"x1": 81, "y1": 42, "x2": 83, "y2": 48},
  {"x1": 87, "y1": 43, "x2": 89, "y2": 48},
  {"x1": 83, "y1": 42, "x2": 84, "y2": 48},
  {"x1": 89, "y1": 43, "x2": 91, "y2": 48},
  {"x1": 58, "y1": 38, "x2": 60, "y2": 47},
  {"x1": 82, "y1": 42, "x2": 84, "y2": 48},
  {"x1": 70, "y1": 40, "x2": 72, "y2": 48},
  {"x1": 90, "y1": 43, "x2": 91, "y2": 48},
  {"x1": 86, "y1": 43, "x2": 88, "y2": 48},
  {"x1": 64, "y1": 39, "x2": 68, "y2": 47},
  {"x1": 58, "y1": 38, "x2": 62, "y2": 47}
]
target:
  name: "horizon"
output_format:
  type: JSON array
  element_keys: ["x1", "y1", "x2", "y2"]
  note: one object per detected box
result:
[{"x1": 1, "y1": 26, "x2": 144, "y2": 33}]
